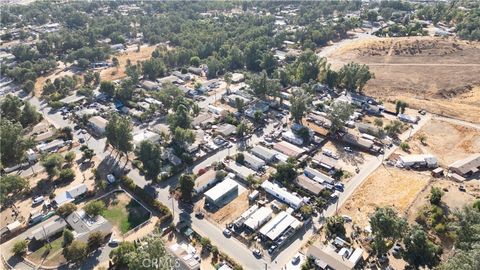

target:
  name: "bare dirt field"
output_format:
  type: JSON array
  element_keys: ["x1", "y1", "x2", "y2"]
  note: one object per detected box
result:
[
  {"x1": 100, "y1": 44, "x2": 157, "y2": 81},
  {"x1": 33, "y1": 62, "x2": 74, "y2": 97},
  {"x1": 326, "y1": 37, "x2": 480, "y2": 123},
  {"x1": 339, "y1": 166, "x2": 432, "y2": 227},
  {"x1": 199, "y1": 192, "x2": 250, "y2": 227},
  {"x1": 400, "y1": 118, "x2": 480, "y2": 166}
]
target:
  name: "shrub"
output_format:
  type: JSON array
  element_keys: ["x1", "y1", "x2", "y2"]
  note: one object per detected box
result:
[
  {"x1": 400, "y1": 142, "x2": 410, "y2": 151},
  {"x1": 12, "y1": 240, "x2": 27, "y2": 256},
  {"x1": 58, "y1": 168, "x2": 75, "y2": 182}
]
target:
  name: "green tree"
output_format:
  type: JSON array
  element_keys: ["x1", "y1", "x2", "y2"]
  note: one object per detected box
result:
[
  {"x1": 326, "y1": 216, "x2": 346, "y2": 237},
  {"x1": 290, "y1": 88, "x2": 312, "y2": 123},
  {"x1": 57, "y1": 203, "x2": 77, "y2": 217},
  {"x1": 105, "y1": 113, "x2": 133, "y2": 161},
  {"x1": 116, "y1": 78, "x2": 135, "y2": 102},
  {"x1": 142, "y1": 58, "x2": 166, "y2": 80},
  {"x1": 1, "y1": 94, "x2": 22, "y2": 121},
  {"x1": 1, "y1": 119, "x2": 33, "y2": 167},
  {"x1": 385, "y1": 120, "x2": 403, "y2": 137},
  {"x1": 328, "y1": 101, "x2": 354, "y2": 134},
  {"x1": 259, "y1": 52, "x2": 277, "y2": 76},
  {"x1": 20, "y1": 102, "x2": 41, "y2": 127},
  {"x1": 0, "y1": 175, "x2": 29, "y2": 202},
  {"x1": 22, "y1": 80, "x2": 35, "y2": 94},
  {"x1": 11, "y1": 240, "x2": 28, "y2": 256},
  {"x1": 370, "y1": 207, "x2": 408, "y2": 255},
  {"x1": 109, "y1": 242, "x2": 136, "y2": 268},
  {"x1": 236, "y1": 153, "x2": 245, "y2": 164},
  {"x1": 65, "y1": 151, "x2": 76, "y2": 165},
  {"x1": 451, "y1": 205, "x2": 480, "y2": 251},
  {"x1": 63, "y1": 228, "x2": 74, "y2": 247},
  {"x1": 63, "y1": 240, "x2": 87, "y2": 263},
  {"x1": 274, "y1": 161, "x2": 296, "y2": 185},
  {"x1": 167, "y1": 104, "x2": 191, "y2": 130},
  {"x1": 84, "y1": 201, "x2": 106, "y2": 217},
  {"x1": 100, "y1": 81, "x2": 115, "y2": 96},
  {"x1": 124, "y1": 235, "x2": 173, "y2": 270},
  {"x1": 59, "y1": 168, "x2": 75, "y2": 182},
  {"x1": 112, "y1": 57, "x2": 119, "y2": 68},
  {"x1": 403, "y1": 226, "x2": 441, "y2": 268},
  {"x1": 440, "y1": 246, "x2": 480, "y2": 270},
  {"x1": 338, "y1": 62, "x2": 374, "y2": 93},
  {"x1": 189, "y1": 56, "x2": 200, "y2": 67},
  {"x1": 400, "y1": 142, "x2": 410, "y2": 151},
  {"x1": 42, "y1": 153, "x2": 65, "y2": 179},
  {"x1": 286, "y1": 50, "x2": 324, "y2": 85},
  {"x1": 87, "y1": 231, "x2": 104, "y2": 252},
  {"x1": 179, "y1": 174, "x2": 195, "y2": 201},
  {"x1": 137, "y1": 141, "x2": 162, "y2": 179},
  {"x1": 172, "y1": 127, "x2": 195, "y2": 146},
  {"x1": 235, "y1": 97, "x2": 245, "y2": 113},
  {"x1": 429, "y1": 187, "x2": 444, "y2": 206}
]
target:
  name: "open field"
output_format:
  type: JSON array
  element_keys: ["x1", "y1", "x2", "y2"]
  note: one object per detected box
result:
[
  {"x1": 339, "y1": 166, "x2": 432, "y2": 227},
  {"x1": 100, "y1": 44, "x2": 157, "y2": 81},
  {"x1": 402, "y1": 118, "x2": 480, "y2": 166},
  {"x1": 101, "y1": 192, "x2": 150, "y2": 235},
  {"x1": 326, "y1": 37, "x2": 480, "y2": 123}
]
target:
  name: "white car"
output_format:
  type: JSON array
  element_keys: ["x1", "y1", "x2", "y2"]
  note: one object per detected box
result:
[
  {"x1": 107, "y1": 174, "x2": 116, "y2": 184},
  {"x1": 32, "y1": 196, "x2": 44, "y2": 205},
  {"x1": 223, "y1": 228, "x2": 232, "y2": 237}
]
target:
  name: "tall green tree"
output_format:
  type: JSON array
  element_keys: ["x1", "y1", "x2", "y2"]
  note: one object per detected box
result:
[
  {"x1": 370, "y1": 207, "x2": 408, "y2": 255},
  {"x1": 100, "y1": 81, "x2": 115, "y2": 96},
  {"x1": 327, "y1": 101, "x2": 354, "y2": 134},
  {"x1": 1, "y1": 95, "x2": 22, "y2": 121},
  {"x1": 0, "y1": 175, "x2": 29, "y2": 202},
  {"x1": 179, "y1": 174, "x2": 195, "y2": 201},
  {"x1": 290, "y1": 88, "x2": 312, "y2": 123},
  {"x1": 20, "y1": 102, "x2": 41, "y2": 127},
  {"x1": 338, "y1": 62, "x2": 374, "y2": 93},
  {"x1": 105, "y1": 113, "x2": 133, "y2": 160},
  {"x1": 63, "y1": 240, "x2": 87, "y2": 263},
  {"x1": 403, "y1": 226, "x2": 441, "y2": 268},
  {"x1": 41, "y1": 153, "x2": 64, "y2": 179},
  {"x1": 137, "y1": 141, "x2": 162, "y2": 180}
]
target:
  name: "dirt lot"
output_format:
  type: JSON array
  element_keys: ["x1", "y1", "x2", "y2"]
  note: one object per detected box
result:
[
  {"x1": 339, "y1": 166, "x2": 432, "y2": 227},
  {"x1": 399, "y1": 118, "x2": 480, "y2": 166},
  {"x1": 326, "y1": 37, "x2": 480, "y2": 123},
  {"x1": 197, "y1": 192, "x2": 250, "y2": 227},
  {"x1": 33, "y1": 62, "x2": 74, "y2": 97},
  {"x1": 100, "y1": 44, "x2": 157, "y2": 81},
  {"x1": 406, "y1": 178, "x2": 480, "y2": 224}
]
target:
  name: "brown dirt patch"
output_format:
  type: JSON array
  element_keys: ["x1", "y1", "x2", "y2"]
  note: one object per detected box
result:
[
  {"x1": 403, "y1": 119, "x2": 480, "y2": 166},
  {"x1": 205, "y1": 192, "x2": 250, "y2": 226},
  {"x1": 100, "y1": 45, "x2": 157, "y2": 81},
  {"x1": 327, "y1": 37, "x2": 480, "y2": 123},
  {"x1": 339, "y1": 167, "x2": 432, "y2": 227}
]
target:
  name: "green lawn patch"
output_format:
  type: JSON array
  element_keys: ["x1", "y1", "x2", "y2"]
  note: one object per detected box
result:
[
  {"x1": 101, "y1": 192, "x2": 150, "y2": 234},
  {"x1": 28, "y1": 236, "x2": 65, "y2": 266}
]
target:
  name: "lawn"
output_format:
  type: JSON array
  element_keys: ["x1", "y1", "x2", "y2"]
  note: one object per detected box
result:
[
  {"x1": 28, "y1": 236, "x2": 66, "y2": 266},
  {"x1": 101, "y1": 192, "x2": 150, "y2": 234}
]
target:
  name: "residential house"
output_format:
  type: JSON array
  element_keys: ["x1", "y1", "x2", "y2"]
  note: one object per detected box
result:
[
  {"x1": 216, "y1": 123, "x2": 236, "y2": 137},
  {"x1": 194, "y1": 170, "x2": 218, "y2": 194},
  {"x1": 295, "y1": 174, "x2": 325, "y2": 195},
  {"x1": 448, "y1": 153, "x2": 480, "y2": 177},
  {"x1": 88, "y1": 116, "x2": 108, "y2": 136},
  {"x1": 261, "y1": 181, "x2": 303, "y2": 209},
  {"x1": 53, "y1": 184, "x2": 88, "y2": 207},
  {"x1": 204, "y1": 178, "x2": 239, "y2": 207},
  {"x1": 243, "y1": 152, "x2": 266, "y2": 170},
  {"x1": 66, "y1": 210, "x2": 113, "y2": 242},
  {"x1": 307, "y1": 242, "x2": 364, "y2": 270},
  {"x1": 259, "y1": 211, "x2": 301, "y2": 241},
  {"x1": 251, "y1": 145, "x2": 276, "y2": 163},
  {"x1": 312, "y1": 154, "x2": 340, "y2": 171},
  {"x1": 226, "y1": 162, "x2": 256, "y2": 181},
  {"x1": 273, "y1": 141, "x2": 305, "y2": 158}
]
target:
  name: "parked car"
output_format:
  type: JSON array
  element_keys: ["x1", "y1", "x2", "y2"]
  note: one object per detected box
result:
[
  {"x1": 195, "y1": 212, "x2": 204, "y2": 219},
  {"x1": 79, "y1": 138, "x2": 85, "y2": 143},
  {"x1": 459, "y1": 185, "x2": 466, "y2": 192},
  {"x1": 252, "y1": 249, "x2": 262, "y2": 258},
  {"x1": 343, "y1": 146, "x2": 353, "y2": 153},
  {"x1": 291, "y1": 254, "x2": 301, "y2": 264},
  {"x1": 107, "y1": 174, "x2": 116, "y2": 184},
  {"x1": 32, "y1": 196, "x2": 45, "y2": 205},
  {"x1": 268, "y1": 244, "x2": 277, "y2": 254},
  {"x1": 223, "y1": 228, "x2": 232, "y2": 237}
]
